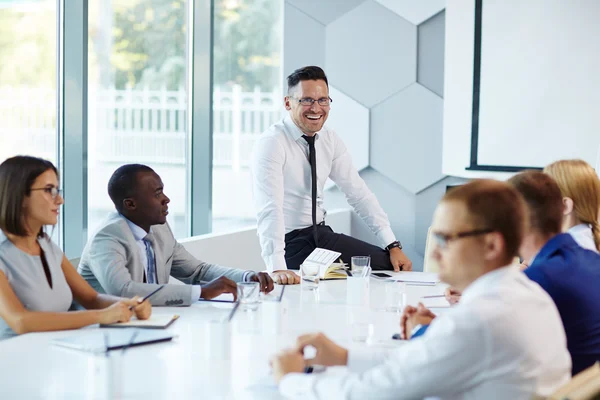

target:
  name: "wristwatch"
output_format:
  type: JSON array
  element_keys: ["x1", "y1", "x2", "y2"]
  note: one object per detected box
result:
[{"x1": 385, "y1": 240, "x2": 402, "y2": 251}]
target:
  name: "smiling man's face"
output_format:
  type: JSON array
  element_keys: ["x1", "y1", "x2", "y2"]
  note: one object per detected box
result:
[{"x1": 285, "y1": 79, "x2": 330, "y2": 136}]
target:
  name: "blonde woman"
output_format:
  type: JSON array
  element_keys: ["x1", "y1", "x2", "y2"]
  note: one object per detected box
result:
[{"x1": 544, "y1": 159, "x2": 600, "y2": 254}]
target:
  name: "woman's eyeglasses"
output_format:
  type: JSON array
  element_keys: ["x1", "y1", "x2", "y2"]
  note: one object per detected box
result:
[{"x1": 30, "y1": 186, "x2": 62, "y2": 200}]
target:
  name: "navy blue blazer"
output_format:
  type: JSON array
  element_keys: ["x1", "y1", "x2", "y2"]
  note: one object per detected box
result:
[{"x1": 525, "y1": 233, "x2": 600, "y2": 375}]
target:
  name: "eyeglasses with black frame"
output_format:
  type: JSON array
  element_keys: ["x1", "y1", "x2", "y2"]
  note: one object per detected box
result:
[
  {"x1": 30, "y1": 186, "x2": 62, "y2": 200},
  {"x1": 432, "y1": 229, "x2": 494, "y2": 249},
  {"x1": 293, "y1": 97, "x2": 333, "y2": 107}
]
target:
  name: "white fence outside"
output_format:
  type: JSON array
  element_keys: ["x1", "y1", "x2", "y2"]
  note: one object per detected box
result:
[
  {"x1": 0, "y1": 85, "x2": 283, "y2": 169},
  {"x1": 0, "y1": 85, "x2": 284, "y2": 235}
]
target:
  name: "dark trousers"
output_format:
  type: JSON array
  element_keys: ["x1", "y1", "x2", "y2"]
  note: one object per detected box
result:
[{"x1": 284, "y1": 224, "x2": 393, "y2": 271}]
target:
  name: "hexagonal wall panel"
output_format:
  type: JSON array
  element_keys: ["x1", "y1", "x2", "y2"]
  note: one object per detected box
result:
[
  {"x1": 375, "y1": 0, "x2": 445, "y2": 25},
  {"x1": 370, "y1": 83, "x2": 444, "y2": 193},
  {"x1": 324, "y1": 168, "x2": 423, "y2": 269},
  {"x1": 283, "y1": 3, "x2": 325, "y2": 83},
  {"x1": 325, "y1": 86, "x2": 370, "y2": 171},
  {"x1": 285, "y1": 0, "x2": 366, "y2": 26},
  {"x1": 414, "y1": 176, "x2": 469, "y2": 254},
  {"x1": 325, "y1": 1, "x2": 416, "y2": 108},
  {"x1": 418, "y1": 11, "x2": 445, "y2": 97}
]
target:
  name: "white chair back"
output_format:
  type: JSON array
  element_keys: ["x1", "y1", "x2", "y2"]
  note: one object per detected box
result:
[{"x1": 423, "y1": 227, "x2": 439, "y2": 273}]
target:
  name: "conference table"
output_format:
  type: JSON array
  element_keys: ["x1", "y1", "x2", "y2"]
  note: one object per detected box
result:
[{"x1": 0, "y1": 273, "x2": 448, "y2": 399}]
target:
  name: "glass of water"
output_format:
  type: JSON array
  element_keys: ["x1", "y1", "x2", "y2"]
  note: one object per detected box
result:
[
  {"x1": 385, "y1": 281, "x2": 407, "y2": 313},
  {"x1": 237, "y1": 281, "x2": 260, "y2": 311},
  {"x1": 300, "y1": 263, "x2": 320, "y2": 290},
  {"x1": 351, "y1": 256, "x2": 371, "y2": 276}
]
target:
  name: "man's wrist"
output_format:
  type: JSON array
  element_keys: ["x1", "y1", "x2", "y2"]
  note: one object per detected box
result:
[
  {"x1": 385, "y1": 240, "x2": 402, "y2": 251},
  {"x1": 335, "y1": 347, "x2": 349, "y2": 366}
]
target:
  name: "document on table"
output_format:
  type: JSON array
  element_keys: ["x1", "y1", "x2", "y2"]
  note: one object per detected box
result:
[
  {"x1": 390, "y1": 271, "x2": 439, "y2": 285},
  {"x1": 100, "y1": 315, "x2": 179, "y2": 329},
  {"x1": 302, "y1": 247, "x2": 342, "y2": 270}
]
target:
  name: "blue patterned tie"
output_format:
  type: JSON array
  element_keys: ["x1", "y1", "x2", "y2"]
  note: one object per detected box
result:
[{"x1": 143, "y1": 235, "x2": 157, "y2": 284}]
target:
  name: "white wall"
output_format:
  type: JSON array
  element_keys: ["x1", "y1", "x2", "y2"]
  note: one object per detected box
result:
[
  {"x1": 180, "y1": 209, "x2": 352, "y2": 271},
  {"x1": 443, "y1": 0, "x2": 600, "y2": 177}
]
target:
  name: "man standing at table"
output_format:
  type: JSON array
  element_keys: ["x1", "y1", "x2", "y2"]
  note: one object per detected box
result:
[
  {"x1": 79, "y1": 164, "x2": 273, "y2": 306},
  {"x1": 271, "y1": 180, "x2": 570, "y2": 399},
  {"x1": 252, "y1": 66, "x2": 412, "y2": 285}
]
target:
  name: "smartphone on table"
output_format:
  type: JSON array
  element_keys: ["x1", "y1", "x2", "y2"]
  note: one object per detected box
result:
[{"x1": 371, "y1": 272, "x2": 393, "y2": 280}]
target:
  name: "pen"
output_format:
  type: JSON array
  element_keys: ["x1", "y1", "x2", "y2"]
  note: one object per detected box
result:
[
  {"x1": 103, "y1": 331, "x2": 110, "y2": 356},
  {"x1": 277, "y1": 285, "x2": 286, "y2": 302},
  {"x1": 421, "y1": 294, "x2": 446, "y2": 298},
  {"x1": 130, "y1": 285, "x2": 165, "y2": 310},
  {"x1": 227, "y1": 301, "x2": 241, "y2": 322}
]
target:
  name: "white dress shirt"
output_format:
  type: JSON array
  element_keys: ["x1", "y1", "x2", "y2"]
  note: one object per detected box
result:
[
  {"x1": 251, "y1": 116, "x2": 396, "y2": 271},
  {"x1": 123, "y1": 217, "x2": 201, "y2": 302},
  {"x1": 568, "y1": 223, "x2": 599, "y2": 253},
  {"x1": 280, "y1": 266, "x2": 571, "y2": 399}
]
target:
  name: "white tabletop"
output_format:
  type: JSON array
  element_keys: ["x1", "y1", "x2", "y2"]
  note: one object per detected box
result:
[{"x1": 0, "y1": 274, "x2": 448, "y2": 399}]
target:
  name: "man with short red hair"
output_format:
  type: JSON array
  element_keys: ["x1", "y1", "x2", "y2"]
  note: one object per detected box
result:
[{"x1": 270, "y1": 180, "x2": 570, "y2": 399}]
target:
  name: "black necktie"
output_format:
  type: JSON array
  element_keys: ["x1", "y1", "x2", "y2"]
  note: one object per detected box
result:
[{"x1": 302, "y1": 135, "x2": 318, "y2": 247}]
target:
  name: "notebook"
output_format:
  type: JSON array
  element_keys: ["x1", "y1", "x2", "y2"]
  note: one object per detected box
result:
[
  {"x1": 100, "y1": 314, "x2": 179, "y2": 329},
  {"x1": 302, "y1": 248, "x2": 344, "y2": 280},
  {"x1": 51, "y1": 329, "x2": 175, "y2": 353},
  {"x1": 319, "y1": 262, "x2": 348, "y2": 280}
]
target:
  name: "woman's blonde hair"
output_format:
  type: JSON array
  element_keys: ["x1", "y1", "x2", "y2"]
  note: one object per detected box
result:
[{"x1": 544, "y1": 159, "x2": 600, "y2": 251}]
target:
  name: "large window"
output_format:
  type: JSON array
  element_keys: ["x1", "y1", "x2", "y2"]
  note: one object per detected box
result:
[
  {"x1": 0, "y1": 0, "x2": 57, "y2": 165},
  {"x1": 0, "y1": 0, "x2": 281, "y2": 256},
  {"x1": 211, "y1": 0, "x2": 283, "y2": 232},
  {"x1": 87, "y1": 0, "x2": 190, "y2": 238},
  {"x1": 0, "y1": 0, "x2": 59, "y2": 242}
]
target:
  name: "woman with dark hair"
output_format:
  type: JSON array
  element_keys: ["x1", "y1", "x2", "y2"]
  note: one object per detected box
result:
[{"x1": 0, "y1": 156, "x2": 152, "y2": 340}]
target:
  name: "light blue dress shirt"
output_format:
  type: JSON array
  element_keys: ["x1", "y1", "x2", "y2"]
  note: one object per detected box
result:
[{"x1": 123, "y1": 217, "x2": 202, "y2": 302}]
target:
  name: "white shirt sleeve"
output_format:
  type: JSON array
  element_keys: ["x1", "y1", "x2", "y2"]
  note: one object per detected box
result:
[
  {"x1": 251, "y1": 135, "x2": 288, "y2": 272},
  {"x1": 328, "y1": 131, "x2": 396, "y2": 248},
  {"x1": 190, "y1": 285, "x2": 201, "y2": 302},
  {"x1": 279, "y1": 313, "x2": 487, "y2": 399}
]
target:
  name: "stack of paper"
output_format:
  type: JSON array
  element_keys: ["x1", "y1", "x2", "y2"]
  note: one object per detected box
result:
[{"x1": 390, "y1": 272, "x2": 440, "y2": 285}]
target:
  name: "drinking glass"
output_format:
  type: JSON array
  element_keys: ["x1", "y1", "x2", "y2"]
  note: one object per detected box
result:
[
  {"x1": 347, "y1": 308, "x2": 375, "y2": 343},
  {"x1": 346, "y1": 275, "x2": 369, "y2": 306},
  {"x1": 237, "y1": 281, "x2": 260, "y2": 311},
  {"x1": 300, "y1": 263, "x2": 320, "y2": 290},
  {"x1": 385, "y1": 281, "x2": 407, "y2": 313},
  {"x1": 351, "y1": 256, "x2": 371, "y2": 276}
]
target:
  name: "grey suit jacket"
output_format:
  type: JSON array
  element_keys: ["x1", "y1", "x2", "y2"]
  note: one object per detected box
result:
[{"x1": 78, "y1": 212, "x2": 246, "y2": 306}]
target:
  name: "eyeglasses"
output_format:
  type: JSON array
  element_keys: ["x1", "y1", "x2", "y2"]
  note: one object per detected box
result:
[
  {"x1": 432, "y1": 229, "x2": 494, "y2": 249},
  {"x1": 30, "y1": 186, "x2": 62, "y2": 200},
  {"x1": 293, "y1": 97, "x2": 333, "y2": 107}
]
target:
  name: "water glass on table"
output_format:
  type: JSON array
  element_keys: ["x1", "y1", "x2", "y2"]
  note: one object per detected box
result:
[
  {"x1": 204, "y1": 319, "x2": 232, "y2": 359},
  {"x1": 347, "y1": 308, "x2": 375, "y2": 343},
  {"x1": 346, "y1": 275, "x2": 369, "y2": 306},
  {"x1": 300, "y1": 263, "x2": 320, "y2": 290},
  {"x1": 384, "y1": 281, "x2": 407, "y2": 313},
  {"x1": 351, "y1": 256, "x2": 371, "y2": 276},
  {"x1": 237, "y1": 281, "x2": 260, "y2": 311}
]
